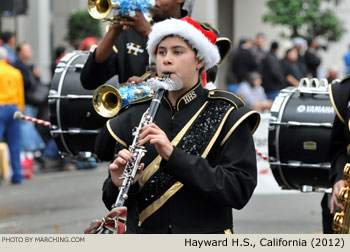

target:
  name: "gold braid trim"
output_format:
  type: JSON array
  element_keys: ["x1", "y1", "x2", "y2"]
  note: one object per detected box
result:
[
  {"x1": 107, "y1": 120, "x2": 127, "y2": 148},
  {"x1": 138, "y1": 101, "x2": 209, "y2": 189},
  {"x1": 220, "y1": 110, "x2": 260, "y2": 147},
  {"x1": 139, "y1": 182, "x2": 184, "y2": 226},
  {"x1": 138, "y1": 103, "x2": 235, "y2": 225}
]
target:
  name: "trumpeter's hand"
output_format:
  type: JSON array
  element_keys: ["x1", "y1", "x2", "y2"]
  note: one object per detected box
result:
[
  {"x1": 330, "y1": 180, "x2": 347, "y2": 214},
  {"x1": 120, "y1": 11, "x2": 151, "y2": 37}
]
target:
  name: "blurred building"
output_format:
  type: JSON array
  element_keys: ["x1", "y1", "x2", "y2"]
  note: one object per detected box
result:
[{"x1": 1, "y1": 0, "x2": 349, "y2": 87}]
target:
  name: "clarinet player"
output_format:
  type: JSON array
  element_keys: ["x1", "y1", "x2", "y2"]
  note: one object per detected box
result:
[{"x1": 95, "y1": 17, "x2": 260, "y2": 234}]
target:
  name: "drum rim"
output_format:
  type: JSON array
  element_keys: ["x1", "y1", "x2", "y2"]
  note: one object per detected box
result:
[
  {"x1": 54, "y1": 52, "x2": 88, "y2": 157},
  {"x1": 274, "y1": 88, "x2": 296, "y2": 189}
]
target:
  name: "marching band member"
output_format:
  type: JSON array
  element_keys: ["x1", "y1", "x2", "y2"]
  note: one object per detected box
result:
[
  {"x1": 80, "y1": 0, "x2": 189, "y2": 89},
  {"x1": 329, "y1": 77, "x2": 350, "y2": 216},
  {"x1": 95, "y1": 17, "x2": 260, "y2": 234}
]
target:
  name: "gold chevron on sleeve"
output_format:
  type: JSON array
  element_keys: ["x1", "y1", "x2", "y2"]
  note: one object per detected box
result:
[
  {"x1": 220, "y1": 111, "x2": 259, "y2": 147},
  {"x1": 106, "y1": 120, "x2": 127, "y2": 148}
]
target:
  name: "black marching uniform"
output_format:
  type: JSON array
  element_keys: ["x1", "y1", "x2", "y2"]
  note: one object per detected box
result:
[
  {"x1": 329, "y1": 76, "x2": 350, "y2": 183},
  {"x1": 95, "y1": 83, "x2": 260, "y2": 233},
  {"x1": 326, "y1": 76, "x2": 350, "y2": 233},
  {"x1": 80, "y1": 30, "x2": 149, "y2": 88},
  {"x1": 80, "y1": 11, "x2": 188, "y2": 89}
]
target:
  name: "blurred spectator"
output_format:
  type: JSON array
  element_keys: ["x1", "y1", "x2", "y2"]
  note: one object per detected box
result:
[
  {"x1": 226, "y1": 37, "x2": 258, "y2": 93},
  {"x1": 79, "y1": 37, "x2": 99, "y2": 51},
  {"x1": 343, "y1": 44, "x2": 350, "y2": 75},
  {"x1": 1, "y1": 31, "x2": 18, "y2": 65},
  {"x1": 304, "y1": 37, "x2": 321, "y2": 78},
  {"x1": 281, "y1": 47, "x2": 304, "y2": 87},
  {"x1": 327, "y1": 65, "x2": 339, "y2": 84},
  {"x1": 51, "y1": 45, "x2": 67, "y2": 77},
  {"x1": 251, "y1": 32, "x2": 267, "y2": 66},
  {"x1": 0, "y1": 46, "x2": 25, "y2": 184},
  {"x1": 14, "y1": 43, "x2": 45, "y2": 155},
  {"x1": 292, "y1": 37, "x2": 308, "y2": 77},
  {"x1": 236, "y1": 71, "x2": 272, "y2": 112},
  {"x1": 261, "y1": 41, "x2": 286, "y2": 100}
]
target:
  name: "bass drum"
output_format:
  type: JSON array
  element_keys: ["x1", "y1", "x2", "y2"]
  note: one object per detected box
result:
[
  {"x1": 268, "y1": 81, "x2": 335, "y2": 191},
  {"x1": 49, "y1": 51, "x2": 109, "y2": 159}
]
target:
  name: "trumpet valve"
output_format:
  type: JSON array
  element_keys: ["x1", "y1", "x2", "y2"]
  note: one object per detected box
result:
[
  {"x1": 338, "y1": 187, "x2": 350, "y2": 205},
  {"x1": 344, "y1": 163, "x2": 350, "y2": 181},
  {"x1": 333, "y1": 212, "x2": 345, "y2": 233}
]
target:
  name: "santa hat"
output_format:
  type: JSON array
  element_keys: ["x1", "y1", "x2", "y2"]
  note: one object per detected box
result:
[{"x1": 147, "y1": 17, "x2": 220, "y2": 70}]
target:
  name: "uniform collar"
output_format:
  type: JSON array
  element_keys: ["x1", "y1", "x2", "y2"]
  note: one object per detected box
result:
[{"x1": 163, "y1": 82, "x2": 204, "y2": 111}]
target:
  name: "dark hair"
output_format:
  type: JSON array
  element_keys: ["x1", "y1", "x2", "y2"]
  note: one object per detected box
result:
[
  {"x1": 284, "y1": 47, "x2": 296, "y2": 59},
  {"x1": 55, "y1": 46, "x2": 66, "y2": 59},
  {"x1": 307, "y1": 37, "x2": 316, "y2": 47},
  {"x1": 1, "y1": 31, "x2": 15, "y2": 43},
  {"x1": 15, "y1": 42, "x2": 27, "y2": 54},
  {"x1": 206, "y1": 66, "x2": 217, "y2": 83},
  {"x1": 270, "y1": 41, "x2": 279, "y2": 51}
]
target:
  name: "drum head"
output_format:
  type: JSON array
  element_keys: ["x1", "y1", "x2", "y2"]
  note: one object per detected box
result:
[
  {"x1": 268, "y1": 87, "x2": 334, "y2": 190},
  {"x1": 49, "y1": 51, "x2": 107, "y2": 159}
]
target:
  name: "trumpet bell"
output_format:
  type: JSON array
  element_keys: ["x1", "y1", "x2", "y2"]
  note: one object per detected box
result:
[
  {"x1": 93, "y1": 85, "x2": 122, "y2": 118},
  {"x1": 87, "y1": 0, "x2": 112, "y2": 20}
]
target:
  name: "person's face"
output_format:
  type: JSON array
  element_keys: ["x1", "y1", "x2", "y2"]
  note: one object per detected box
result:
[
  {"x1": 253, "y1": 78, "x2": 262, "y2": 87},
  {"x1": 287, "y1": 48, "x2": 298, "y2": 62},
  {"x1": 153, "y1": 0, "x2": 184, "y2": 21},
  {"x1": 156, "y1": 36, "x2": 204, "y2": 90},
  {"x1": 20, "y1": 44, "x2": 32, "y2": 62},
  {"x1": 245, "y1": 40, "x2": 253, "y2": 50},
  {"x1": 255, "y1": 35, "x2": 265, "y2": 49},
  {"x1": 8, "y1": 36, "x2": 16, "y2": 47},
  {"x1": 311, "y1": 39, "x2": 318, "y2": 49}
]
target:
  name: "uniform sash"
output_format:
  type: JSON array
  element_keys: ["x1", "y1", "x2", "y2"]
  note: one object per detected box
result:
[{"x1": 138, "y1": 99, "x2": 236, "y2": 225}]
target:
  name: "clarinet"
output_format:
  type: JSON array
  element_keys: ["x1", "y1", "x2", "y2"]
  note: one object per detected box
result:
[
  {"x1": 114, "y1": 88, "x2": 165, "y2": 208},
  {"x1": 100, "y1": 76, "x2": 167, "y2": 234}
]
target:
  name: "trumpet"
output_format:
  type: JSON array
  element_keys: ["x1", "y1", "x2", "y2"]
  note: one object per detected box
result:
[
  {"x1": 92, "y1": 71, "x2": 153, "y2": 118},
  {"x1": 87, "y1": 0, "x2": 155, "y2": 24},
  {"x1": 92, "y1": 83, "x2": 152, "y2": 118},
  {"x1": 333, "y1": 163, "x2": 350, "y2": 234},
  {"x1": 92, "y1": 71, "x2": 183, "y2": 118}
]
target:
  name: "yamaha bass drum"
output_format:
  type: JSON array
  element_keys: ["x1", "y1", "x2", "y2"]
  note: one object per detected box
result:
[
  {"x1": 268, "y1": 78, "x2": 336, "y2": 191},
  {"x1": 49, "y1": 51, "x2": 110, "y2": 159}
]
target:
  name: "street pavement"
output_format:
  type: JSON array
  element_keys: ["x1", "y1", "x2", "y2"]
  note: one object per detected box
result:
[{"x1": 0, "y1": 162, "x2": 325, "y2": 234}]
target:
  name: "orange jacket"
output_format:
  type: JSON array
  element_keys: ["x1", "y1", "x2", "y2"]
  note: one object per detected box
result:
[{"x1": 0, "y1": 60, "x2": 25, "y2": 111}]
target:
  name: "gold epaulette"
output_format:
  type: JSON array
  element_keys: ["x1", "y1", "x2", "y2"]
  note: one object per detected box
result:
[
  {"x1": 329, "y1": 76, "x2": 350, "y2": 124},
  {"x1": 208, "y1": 89, "x2": 245, "y2": 109},
  {"x1": 340, "y1": 74, "x2": 350, "y2": 84}
]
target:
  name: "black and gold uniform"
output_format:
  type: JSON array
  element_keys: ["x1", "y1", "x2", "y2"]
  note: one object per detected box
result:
[
  {"x1": 80, "y1": 30, "x2": 150, "y2": 88},
  {"x1": 95, "y1": 83, "x2": 260, "y2": 234},
  {"x1": 329, "y1": 76, "x2": 350, "y2": 185},
  {"x1": 323, "y1": 76, "x2": 350, "y2": 233}
]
